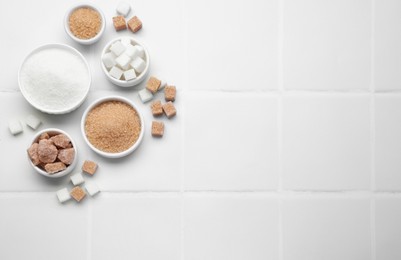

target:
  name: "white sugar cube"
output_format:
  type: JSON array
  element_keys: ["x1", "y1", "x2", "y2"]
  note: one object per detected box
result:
[
  {"x1": 121, "y1": 37, "x2": 131, "y2": 47},
  {"x1": 8, "y1": 120, "x2": 23, "y2": 135},
  {"x1": 102, "y1": 52, "x2": 116, "y2": 69},
  {"x1": 124, "y1": 69, "x2": 137, "y2": 81},
  {"x1": 130, "y1": 57, "x2": 146, "y2": 74},
  {"x1": 135, "y1": 45, "x2": 145, "y2": 58},
  {"x1": 124, "y1": 44, "x2": 140, "y2": 59},
  {"x1": 110, "y1": 41, "x2": 126, "y2": 56},
  {"x1": 138, "y1": 88, "x2": 153, "y2": 103},
  {"x1": 25, "y1": 114, "x2": 41, "y2": 130},
  {"x1": 85, "y1": 182, "x2": 100, "y2": 196},
  {"x1": 70, "y1": 173, "x2": 85, "y2": 186},
  {"x1": 56, "y1": 188, "x2": 71, "y2": 203},
  {"x1": 109, "y1": 66, "x2": 124, "y2": 80},
  {"x1": 116, "y1": 1, "x2": 131, "y2": 17},
  {"x1": 115, "y1": 53, "x2": 131, "y2": 70},
  {"x1": 159, "y1": 80, "x2": 167, "y2": 91}
]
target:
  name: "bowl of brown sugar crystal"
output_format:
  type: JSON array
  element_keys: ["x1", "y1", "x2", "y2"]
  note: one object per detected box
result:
[{"x1": 81, "y1": 96, "x2": 144, "y2": 158}]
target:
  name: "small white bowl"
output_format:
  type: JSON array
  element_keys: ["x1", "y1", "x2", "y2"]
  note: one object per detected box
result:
[
  {"x1": 101, "y1": 37, "x2": 150, "y2": 87},
  {"x1": 28, "y1": 128, "x2": 77, "y2": 178},
  {"x1": 64, "y1": 3, "x2": 106, "y2": 45},
  {"x1": 81, "y1": 96, "x2": 145, "y2": 158},
  {"x1": 18, "y1": 43, "x2": 91, "y2": 114}
]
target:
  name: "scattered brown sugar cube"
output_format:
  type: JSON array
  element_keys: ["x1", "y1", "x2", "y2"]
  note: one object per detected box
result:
[
  {"x1": 82, "y1": 160, "x2": 98, "y2": 175},
  {"x1": 151, "y1": 100, "x2": 163, "y2": 117},
  {"x1": 27, "y1": 143, "x2": 40, "y2": 166},
  {"x1": 164, "y1": 85, "x2": 176, "y2": 102},
  {"x1": 127, "y1": 16, "x2": 142, "y2": 32},
  {"x1": 50, "y1": 134, "x2": 71, "y2": 149},
  {"x1": 44, "y1": 162, "x2": 66, "y2": 174},
  {"x1": 146, "y1": 76, "x2": 161, "y2": 94},
  {"x1": 39, "y1": 132, "x2": 50, "y2": 140},
  {"x1": 113, "y1": 15, "x2": 127, "y2": 31},
  {"x1": 162, "y1": 101, "x2": 177, "y2": 118},
  {"x1": 57, "y1": 148, "x2": 75, "y2": 165},
  {"x1": 151, "y1": 121, "x2": 164, "y2": 137},
  {"x1": 70, "y1": 186, "x2": 86, "y2": 202},
  {"x1": 38, "y1": 139, "x2": 58, "y2": 163}
]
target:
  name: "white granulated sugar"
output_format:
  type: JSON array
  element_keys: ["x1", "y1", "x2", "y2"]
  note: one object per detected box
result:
[{"x1": 20, "y1": 48, "x2": 90, "y2": 112}]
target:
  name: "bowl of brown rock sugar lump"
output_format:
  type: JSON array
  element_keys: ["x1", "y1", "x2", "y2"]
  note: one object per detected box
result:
[
  {"x1": 64, "y1": 4, "x2": 106, "y2": 45},
  {"x1": 27, "y1": 128, "x2": 77, "y2": 178},
  {"x1": 81, "y1": 96, "x2": 145, "y2": 158}
]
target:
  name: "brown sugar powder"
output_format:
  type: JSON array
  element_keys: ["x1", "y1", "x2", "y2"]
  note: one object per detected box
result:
[
  {"x1": 85, "y1": 101, "x2": 141, "y2": 153},
  {"x1": 69, "y1": 7, "x2": 101, "y2": 39}
]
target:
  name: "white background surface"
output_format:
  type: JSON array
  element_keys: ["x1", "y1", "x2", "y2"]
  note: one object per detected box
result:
[{"x1": 0, "y1": 0, "x2": 400, "y2": 259}]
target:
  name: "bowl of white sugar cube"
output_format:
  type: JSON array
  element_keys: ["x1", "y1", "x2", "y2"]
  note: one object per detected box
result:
[{"x1": 101, "y1": 37, "x2": 150, "y2": 87}]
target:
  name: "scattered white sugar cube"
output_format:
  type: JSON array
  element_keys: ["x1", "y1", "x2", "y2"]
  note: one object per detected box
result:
[
  {"x1": 124, "y1": 69, "x2": 137, "y2": 81},
  {"x1": 138, "y1": 88, "x2": 153, "y2": 103},
  {"x1": 110, "y1": 41, "x2": 126, "y2": 56},
  {"x1": 116, "y1": 1, "x2": 131, "y2": 17},
  {"x1": 135, "y1": 45, "x2": 145, "y2": 58},
  {"x1": 8, "y1": 120, "x2": 23, "y2": 135},
  {"x1": 85, "y1": 182, "x2": 100, "y2": 196},
  {"x1": 124, "y1": 44, "x2": 139, "y2": 59},
  {"x1": 70, "y1": 173, "x2": 85, "y2": 186},
  {"x1": 130, "y1": 57, "x2": 146, "y2": 74},
  {"x1": 102, "y1": 52, "x2": 116, "y2": 69},
  {"x1": 56, "y1": 188, "x2": 71, "y2": 203},
  {"x1": 25, "y1": 114, "x2": 41, "y2": 130},
  {"x1": 159, "y1": 80, "x2": 167, "y2": 91},
  {"x1": 109, "y1": 66, "x2": 124, "y2": 80},
  {"x1": 115, "y1": 53, "x2": 131, "y2": 70},
  {"x1": 121, "y1": 37, "x2": 131, "y2": 47}
]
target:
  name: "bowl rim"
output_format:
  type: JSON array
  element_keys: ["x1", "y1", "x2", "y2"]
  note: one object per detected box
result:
[
  {"x1": 101, "y1": 36, "x2": 150, "y2": 87},
  {"x1": 18, "y1": 43, "x2": 91, "y2": 114},
  {"x1": 81, "y1": 96, "x2": 145, "y2": 158},
  {"x1": 28, "y1": 128, "x2": 78, "y2": 178},
  {"x1": 64, "y1": 3, "x2": 106, "y2": 45}
]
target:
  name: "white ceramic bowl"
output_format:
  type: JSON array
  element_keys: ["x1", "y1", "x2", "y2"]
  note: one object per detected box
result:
[
  {"x1": 81, "y1": 96, "x2": 145, "y2": 158},
  {"x1": 18, "y1": 43, "x2": 91, "y2": 114},
  {"x1": 28, "y1": 128, "x2": 78, "y2": 178},
  {"x1": 64, "y1": 3, "x2": 106, "y2": 45},
  {"x1": 101, "y1": 37, "x2": 150, "y2": 87}
]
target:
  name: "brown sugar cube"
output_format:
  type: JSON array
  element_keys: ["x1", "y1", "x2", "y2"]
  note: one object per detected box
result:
[
  {"x1": 151, "y1": 121, "x2": 164, "y2": 137},
  {"x1": 151, "y1": 100, "x2": 163, "y2": 117},
  {"x1": 162, "y1": 101, "x2": 177, "y2": 119},
  {"x1": 27, "y1": 143, "x2": 40, "y2": 166},
  {"x1": 146, "y1": 76, "x2": 161, "y2": 94},
  {"x1": 113, "y1": 15, "x2": 127, "y2": 31},
  {"x1": 164, "y1": 85, "x2": 176, "y2": 102},
  {"x1": 57, "y1": 148, "x2": 75, "y2": 165},
  {"x1": 38, "y1": 139, "x2": 58, "y2": 163},
  {"x1": 70, "y1": 186, "x2": 86, "y2": 202},
  {"x1": 38, "y1": 132, "x2": 50, "y2": 141},
  {"x1": 44, "y1": 162, "x2": 66, "y2": 174},
  {"x1": 82, "y1": 160, "x2": 98, "y2": 175},
  {"x1": 127, "y1": 16, "x2": 142, "y2": 33},
  {"x1": 50, "y1": 134, "x2": 71, "y2": 149}
]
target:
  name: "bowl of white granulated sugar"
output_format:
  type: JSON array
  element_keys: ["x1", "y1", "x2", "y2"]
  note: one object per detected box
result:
[{"x1": 18, "y1": 43, "x2": 91, "y2": 114}]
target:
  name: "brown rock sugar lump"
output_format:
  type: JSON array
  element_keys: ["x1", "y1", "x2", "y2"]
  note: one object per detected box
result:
[
  {"x1": 84, "y1": 101, "x2": 141, "y2": 153},
  {"x1": 27, "y1": 143, "x2": 40, "y2": 166},
  {"x1": 146, "y1": 76, "x2": 161, "y2": 94},
  {"x1": 69, "y1": 7, "x2": 102, "y2": 39},
  {"x1": 57, "y1": 148, "x2": 75, "y2": 165},
  {"x1": 82, "y1": 160, "x2": 98, "y2": 175},
  {"x1": 38, "y1": 139, "x2": 58, "y2": 163},
  {"x1": 44, "y1": 162, "x2": 66, "y2": 174},
  {"x1": 164, "y1": 85, "x2": 176, "y2": 102},
  {"x1": 113, "y1": 15, "x2": 127, "y2": 31},
  {"x1": 127, "y1": 16, "x2": 142, "y2": 32},
  {"x1": 70, "y1": 186, "x2": 86, "y2": 202},
  {"x1": 151, "y1": 100, "x2": 163, "y2": 117},
  {"x1": 39, "y1": 132, "x2": 50, "y2": 141},
  {"x1": 151, "y1": 121, "x2": 164, "y2": 137},
  {"x1": 50, "y1": 134, "x2": 71, "y2": 149},
  {"x1": 162, "y1": 101, "x2": 177, "y2": 118}
]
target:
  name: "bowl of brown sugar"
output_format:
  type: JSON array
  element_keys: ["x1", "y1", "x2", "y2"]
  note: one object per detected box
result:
[
  {"x1": 81, "y1": 96, "x2": 144, "y2": 158},
  {"x1": 64, "y1": 4, "x2": 106, "y2": 45}
]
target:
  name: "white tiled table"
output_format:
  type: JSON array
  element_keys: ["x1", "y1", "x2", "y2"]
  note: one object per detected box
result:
[{"x1": 0, "y1": 0, "x2": 401, "y2": 260}]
